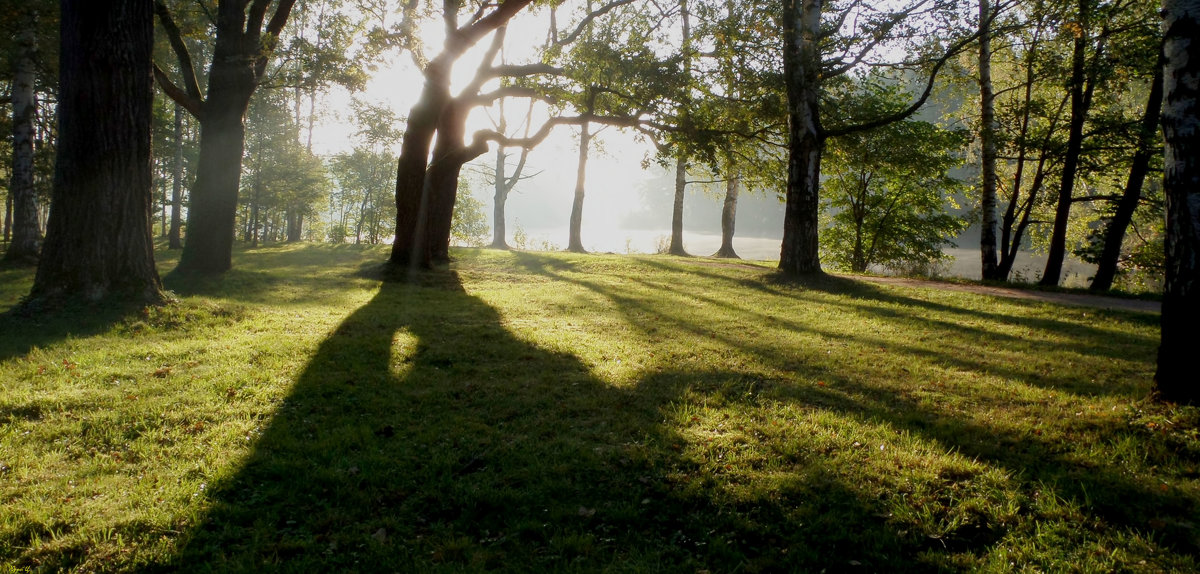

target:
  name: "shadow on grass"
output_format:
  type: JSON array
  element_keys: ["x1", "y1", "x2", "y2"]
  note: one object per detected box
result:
[
  {"x1": 639, "y1": 258, "x2": 1157, "y2": 394},
  {"x1": 162, "y1": 245, "x2": 384, "y2": 305},
  {"x1": 528, "y1": 254, "x2": 1197, "y2": 563},
  {"x1": 162, "y1": 271, "x2": 931, "y2": 572},
  {"x1": 0, "y1": 298, "x2": 155, "y2": 363}
]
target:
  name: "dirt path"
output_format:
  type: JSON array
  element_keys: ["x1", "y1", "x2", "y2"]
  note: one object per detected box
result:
[{"x1": 850, "y1": 275, "x2": 1161, "y2": 314}]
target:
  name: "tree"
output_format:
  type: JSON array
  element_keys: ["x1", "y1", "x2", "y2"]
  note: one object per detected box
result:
[
  {"x1": 978, "y1": 0, "x2": 1002, "y2": 280},
  {"x1": 1039, "y1": 0, "x2": 1098, "y2": 286},
  {"x1": 239, "y1": 91, "x2": 327, "y2": 246},
  {"x1": 1089, "y1": 60, "x2": 1163, "y2": 291},
  {"x1": 29, "y1": 0, "x2": 163, "y2": 304},
  {"x1": 667, "y1": 0, "x2": 692, "y2": 257},
  {"x1": 387, "y1": 0, "x2": 535, "y2": 272},
  {"x1": 167, "y1": 102, "x2": 186, "y2": 249},
  {"x1": 3, "y1": 3, "x2": 45, "y2": 263},
  {"x1": 689, "y1": 0, "x2": 786, "y2": 258},
  {"x1": 1156, "y1": 0, "x2": 1200, "y2": 404},
  {"x1": 486, "y1": 97, "x2": 537, "y2": 249},
  {"x1": 154, "y1": 0, "x2": 299, "y2": 274},
  {"x1": 989, "y1": 0, "x2": 1065, "y2": 282},
  {"x1": 820, "y1": 83, "x2": 967, "y2": 274},
  {"x1": 779, "y1": 0, "x2": 975, "y2": 275}
]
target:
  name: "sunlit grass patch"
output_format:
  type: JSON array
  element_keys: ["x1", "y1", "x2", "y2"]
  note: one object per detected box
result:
[{"x1": 0, "y1": 244, "x2": 1195, "y2": 572}]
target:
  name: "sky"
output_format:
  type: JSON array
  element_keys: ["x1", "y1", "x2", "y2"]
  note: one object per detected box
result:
[{"x1": 305, "y1": 4, "x2": 790, "y2": 260}]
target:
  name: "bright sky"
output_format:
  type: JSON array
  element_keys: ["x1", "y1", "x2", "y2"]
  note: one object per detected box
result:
[{"x1": 306, "y1": 5, "x2": 786, "y2": 258}]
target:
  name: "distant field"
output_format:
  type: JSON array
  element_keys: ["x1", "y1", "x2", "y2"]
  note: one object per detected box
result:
[{"x1": 0, "y1": 245, "x2": 1195, "y2": 572}]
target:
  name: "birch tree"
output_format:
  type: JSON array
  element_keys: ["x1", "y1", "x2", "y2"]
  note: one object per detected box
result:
[{"x1": 1156, "y1": 0, "x2": 1200, "y2": 404}]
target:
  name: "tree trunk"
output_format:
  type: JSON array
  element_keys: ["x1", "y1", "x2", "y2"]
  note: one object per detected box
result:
[
  {"x1": 1156, "y1": 0, "x2": 1200, "y2": 404},
  {"x1": 978, "y1": 0, "x2": 1002, "y2": 280},
  {"x1": 1041, "y1": 0, "x2": 1092, "y2": 286},
  {"x1": 491, "y1": 147, "x2": 510, "y2": 249},
  {"x1": 668, "y1": 157, "x2": 689, "y2": 255},
  {"x1": 4, "y1": 193, "x2": 12, "y2": 244},
  {"x1": 169, "y1": 103, "x2": 184, "y2": 249},
  {"x1": 287, "y1": 210, "x2": 303, "y2": 242},
  {"x1": 389, "y1": 75, "x2": 449, "y2": 269},
  {"x1": 249, "y1": 179, "x2": 261, "y2": 248},
  {"x1": 425, "y1": 97, "x2": 482, "y2": 264},
  {"x1": 714, "y1": 171, "x2": 740, "y2": 258},
  {"x1": 30, "y1": 0, "x2": 162, "y2": 304},
  {"x1": 5, "y1": 8, "x2": 42, "y2": 264},
  {"x1": 155, "y1": 0, "x2": 299, "y2": 274},
  {"x1": 1090, "y1": 62, "x2": 1164, "y2": 291},
  {"x1": 354, "y1": 189, "x2": 370, "y2": 244},
  {"x1": 779, "y1": 0, "x2": 825, "y2": 274},
  {"x1": 996, "y1": 29, "x2": 1051, "y2": 281},
  {"x1": 668, "y1": 0, "x2": 691, "y2": 257},
  {"x1": 568, "y1": 121, "x2": 591, "y2": 253},
  {"x1": 176, "y1": 76, "x2": 256, "y2": 273}
]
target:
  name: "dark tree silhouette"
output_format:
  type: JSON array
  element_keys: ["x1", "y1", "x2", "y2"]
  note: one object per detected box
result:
[
  {"x1": 30, "y1": 0, "x2": 163, "y2": 304},
  {"x1": 1156, "y1": 0, "x2": 1200, "y2": 404}
]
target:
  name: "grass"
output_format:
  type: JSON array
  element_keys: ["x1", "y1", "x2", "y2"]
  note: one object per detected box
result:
[{"x1": 0, "y1": 243, "x2": 1196, "y2": 573}]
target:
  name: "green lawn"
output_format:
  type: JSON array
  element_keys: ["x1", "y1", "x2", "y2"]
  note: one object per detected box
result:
[{"x1": 1, "y1": 244, "x2": 1196, "y2": 572}]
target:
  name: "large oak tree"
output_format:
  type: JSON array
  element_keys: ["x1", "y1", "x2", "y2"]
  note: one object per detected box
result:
[
  {"x1": 154, "y1": 0, "x2": 298, "y2": 274},
  {"x1": 30, "y1": 0, "x2": 163, "y2": 304}
]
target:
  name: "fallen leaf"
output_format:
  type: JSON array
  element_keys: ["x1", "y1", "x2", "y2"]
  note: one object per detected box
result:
[{"x1": 372, "y1": 528, "x2": 387, "y2": 543}]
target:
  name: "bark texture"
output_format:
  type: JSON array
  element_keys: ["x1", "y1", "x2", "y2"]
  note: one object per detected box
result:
[
  {"x1": 779, "y1": 0, "x2": 824, "y2": 274},
  {"x1": 1156, "y1": 0, "x2": 1200, "y2": 404},
  {"x1": 978, "y1": 0, "x2": 1001, "y2": 280},
  {"x1": 31, "y1": 0, "x2": 162, "y2": 304},
  {"x1": 5, "y1": 8, "x2": 42, "y2": 264}
]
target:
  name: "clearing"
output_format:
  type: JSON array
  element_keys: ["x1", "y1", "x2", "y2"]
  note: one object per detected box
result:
[{"x1": 0, "y1": 245, "x2": 1195, "y2": 572}]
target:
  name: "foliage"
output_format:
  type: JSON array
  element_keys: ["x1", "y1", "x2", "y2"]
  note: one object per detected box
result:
[
  {"x1": 326, "y1": 99, "x2": 402, "y2": 245},
  {"x1": 821, "y1": 81, "x2": 968, "y2": 274},
  {"x1": 450, "y1": 181, "x2": 490, "y2": 247},
  {"x1": 240, "y1": 91, "x2": 329, "y2": 244},
  {"x1": 0, "y1": 245, "x2": 1194, "y2": 572}
]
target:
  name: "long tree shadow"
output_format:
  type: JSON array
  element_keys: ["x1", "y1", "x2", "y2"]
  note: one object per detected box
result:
[
  {"x1": 517, "y1": 254, "x2": 1197, "y2": 565},
  {"x1": 161, "y1": 271, "x2": 931, "y2": 572},
  {"x1": 0, "y1": 299, "x2": 151, "y2": 362}
]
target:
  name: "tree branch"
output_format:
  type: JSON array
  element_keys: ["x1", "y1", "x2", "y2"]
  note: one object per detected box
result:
[
  {"x1": 554, "y1": 0, "x2": 638, "y2": 46},
  {"x1": 489, "y1": 63, "x2": 564, "y2": 79},
  {"x1": 153, "y1": 64, "x2": 205, "y2": 118},
  {"x1": 469, "y1": 86, "x2": 556, "y2": 106},
  {"x1": 254, "y1": 0, "x2": 300, "y2": 80},
  {"x1": 824, "y1": 27, "x2": 984, "y2": 139},
  {"x1": 153, "y1": 0, "x2": 203, "y2": 103}
]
